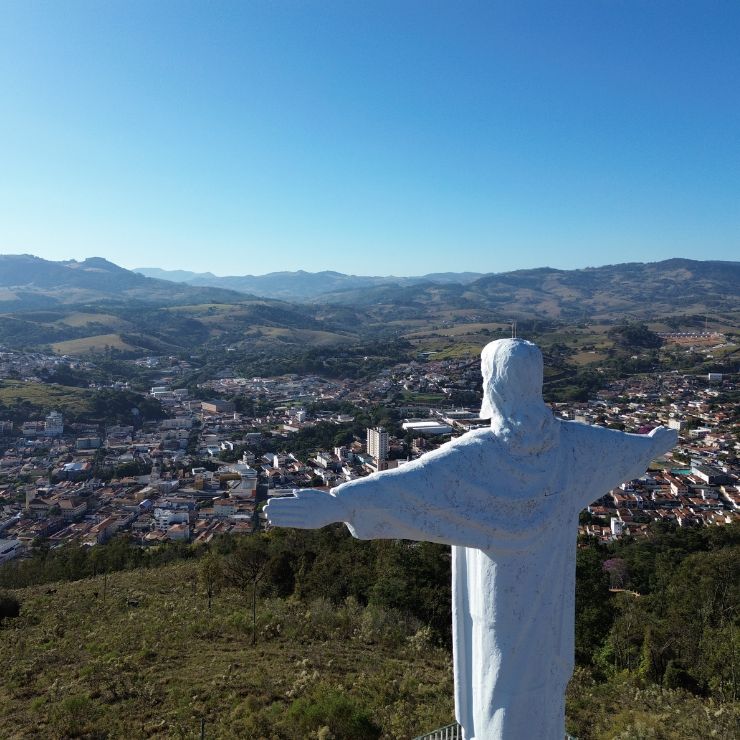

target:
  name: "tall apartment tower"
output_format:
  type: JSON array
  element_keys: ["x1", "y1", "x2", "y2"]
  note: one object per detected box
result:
[
  {"x1": 44, "y1": 411, "x2": 64, "y2": 437},
  {"x1": 366, "y1": 426, "x2": 389, "y2": 461}
]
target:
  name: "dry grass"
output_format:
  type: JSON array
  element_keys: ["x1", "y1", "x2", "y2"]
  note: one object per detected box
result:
[
  {"x1": 0, "y1": 563, "x2": 454, "y2": 739},
  {"x1": 251, "y1": 327, "x2": 350, "y2": 346},
  {"x1": 570, "y1": 351, "x2": 608, "y2": 366},
  {"x1": 53, "y1": 313, "x2": 131, "y2": 330},
  {"x1": 404, "y1": 323, "x2": 509, "y2": 339},
  {"x1": 51, "y1": 334, "x2": 139, "y2": 355},
  {"x1": 0, "y1": 380, "x2": 93, "y2": 414}
]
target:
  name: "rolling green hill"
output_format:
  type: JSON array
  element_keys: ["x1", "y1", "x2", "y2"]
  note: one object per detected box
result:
[
  {"x1": 0, "y1": 255, "x2": 248, "y2": 309},
  {"x1": 0, "y1": 301, "x2": 359, "y2": 358},
  {"x1": 0, "y1": 380, "x2": 94, "y2": 417}
]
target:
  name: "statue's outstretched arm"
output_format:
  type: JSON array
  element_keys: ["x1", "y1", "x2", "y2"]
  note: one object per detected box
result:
[
  {"x1": 647, "y1": 425, "x2": 678, "y2": 458},
  {"x1": 265, "y1": 442, "x2": 494, "y2": 547},
  {"x1": 571, "y1": 423, "x2": 678, "y2": 510},
  {"x1": 264, "y1": 489, "x2": 349, "y2": 530}
]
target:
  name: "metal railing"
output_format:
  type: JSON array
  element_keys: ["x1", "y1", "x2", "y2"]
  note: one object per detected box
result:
[
  {"x1": 412, "y1": 724, "x2": 462, "y2": 740},
  {"x1": 414, "y1": 724, "x2": 578, "y2": 740}
]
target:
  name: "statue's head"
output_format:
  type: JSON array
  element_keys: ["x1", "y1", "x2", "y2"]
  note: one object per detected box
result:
[
  {"x1": 479, "y1": 339, "x2": 556, "y2": 452},
  {"x1": 480, "y1": 338, "x2": 544, "y2": 419}
]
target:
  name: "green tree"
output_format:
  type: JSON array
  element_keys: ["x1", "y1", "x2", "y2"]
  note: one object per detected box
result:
[
  {"x1": 225, "y1": 536, "x2": 270, "y2": 645},
  {"x1": 574, "y1": 545, "x2": 613, "y2": 665},
  {"x1": 608, "y1": 322, "x2": 663, "y2": 349},
  {"x1": 199, "y1": 551, "x2": 224, "y2": 611},
  {"x1": 664, "y1": 546, "x2": 739, "y2": 698}
]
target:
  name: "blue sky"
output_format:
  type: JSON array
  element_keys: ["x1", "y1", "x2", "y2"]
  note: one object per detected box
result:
[{"x1": 1, "y1": 1, "x2": 738, "y2": 276}]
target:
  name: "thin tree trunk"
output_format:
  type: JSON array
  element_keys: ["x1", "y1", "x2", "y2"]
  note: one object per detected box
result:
[{"x1": 252, "y1": 580, "x2": 257, "y2": 645}]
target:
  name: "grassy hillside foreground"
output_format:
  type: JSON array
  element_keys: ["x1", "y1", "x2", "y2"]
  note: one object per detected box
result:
[
  {"x1": 1, "y1": 562, "x2": 453, "y2": 739},
  {"x1": 1, "y1": 560, "x2": 738, "y2": 739}
]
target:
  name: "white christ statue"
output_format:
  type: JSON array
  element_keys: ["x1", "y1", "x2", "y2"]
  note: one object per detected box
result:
[{"x1": 264, "y1": 338, "x2": 677, "y2": 739}]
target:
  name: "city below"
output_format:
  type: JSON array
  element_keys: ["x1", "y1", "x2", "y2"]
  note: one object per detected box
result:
[{"x1": 0, "y1": 333, "x2": 737, "y2": 565}]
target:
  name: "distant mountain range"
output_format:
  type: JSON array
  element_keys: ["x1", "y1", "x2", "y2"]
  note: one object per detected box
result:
[
  {"x1": 0, "y1": 255, "x2": 248, "y2": 310},
  {"x1": 0, "y1": 254, "x2": 355, "y2": 355},
  {"x1": 133, "y1": 267, "x2": 489, "y2": 301},
  {"x1": 133, "y1": 260, "x2": 740, "y2": 321},
  {"x1": 2, "y1": 255, "x2": 739, "y2": 319},
  {"x1": 313, "y1": 258, "x2": 740, "y2": 322},
  {"x1": 0, "y1": 254, "x2": 737, "y2": 356}
]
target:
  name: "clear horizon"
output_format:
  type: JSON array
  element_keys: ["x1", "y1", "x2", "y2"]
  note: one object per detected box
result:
[{"x1": 1, "y1": 1, "x2": 738, "y2": 275}]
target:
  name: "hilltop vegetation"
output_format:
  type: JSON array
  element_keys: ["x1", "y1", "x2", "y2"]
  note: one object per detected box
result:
[
  {"x1": 0, "y1": 382, "x2": 165, "y2": 425},
  {"x1": 0, "y1": 524, "x2": 738, "y2": 738},
  {"x1": 0, "y1": 539, "x2": 454, "y2": 739},
  {"x1": 1, "y1": 565, "x2": 454, "y2": 738}
]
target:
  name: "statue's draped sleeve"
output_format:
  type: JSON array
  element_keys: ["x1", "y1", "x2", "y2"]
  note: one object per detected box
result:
[
  {"x1": 331, "y1": 423, "x2": 676, "y2": 546},
  {"x1": 564, "y1": 422, "x2": 675, "y2": 510},
  {"x1": 330, "y1": 433, "x2": 557, "y2": 551},
  {"x1": 330, "y1": 442, "x2": 476, "y2": 546}
]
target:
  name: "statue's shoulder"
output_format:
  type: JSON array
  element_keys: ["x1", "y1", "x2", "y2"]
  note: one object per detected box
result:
[
  {"x1": 557, "y1": 418, "x2": 598, "y2": 445},
  {"x1": 426, "y1": 427, "x2": 492, "y2": 458},
  {"x1": 558, "y1": 418, "x2": 583, "y2": 434},
  {"x1": 557, "y1": 418, "x2": 628, "y2": 451},
  {"x1": 457, "y1": 426, "x2": 495, "y2": 445}
]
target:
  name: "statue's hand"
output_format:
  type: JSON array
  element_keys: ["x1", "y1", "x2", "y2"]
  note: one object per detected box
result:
[
  {"x1": 264, "y1": 489, "x2": 348, "y2": 530},
  {"x1": 648, "y1": 425, "x2": 678, "y2": 455}
]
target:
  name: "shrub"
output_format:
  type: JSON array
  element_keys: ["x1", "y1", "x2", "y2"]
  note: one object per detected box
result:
[
  {"x1": 288, "y1": 687, "x2": 381, "y2": 739},
  {"x1": 359, "y1": 604, "x2": 420, "y2": 647},
  {"x1": 0, "y1": 590, "x2": 20, "y2": 625},
  {"x1": 49, "y1": 694, "x2": 101, "y2": 737}
]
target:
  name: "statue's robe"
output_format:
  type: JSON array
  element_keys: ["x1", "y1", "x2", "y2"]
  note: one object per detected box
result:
[{"x1": 331, "y1": 420, "x2": 666, "y2": 739}]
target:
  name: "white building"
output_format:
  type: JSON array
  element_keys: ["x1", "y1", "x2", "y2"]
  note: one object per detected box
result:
[
  {"x1": 160, "y1": 417, "x2": 193, "y2": 430},
  {"x1": 224, "y1": 461, "x2": 258, "y2": 498},
  {"x1": 166, "y1": 523, "x2": 190, "y2": 542},
  {"x1": 154, "y1": 507, "x2": 190, "y2": 532},
  {"x1": 402, "y1": 420, "x2": 454, "y2": 435},
  {"x1": 366, "y1": 427, "x2": 389, "y2": 462}
]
